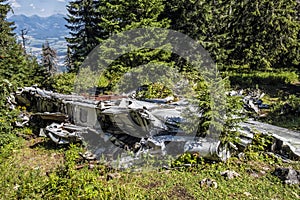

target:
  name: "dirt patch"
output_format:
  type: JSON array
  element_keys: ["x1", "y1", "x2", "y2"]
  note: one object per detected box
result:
[
  {"x1": 12, "y1": 138, "x2": 64, "y2": 175},
  {"x1": 168, "y1": 184, "x2": 195, "y2": 200},
  {"x1": 143, "y1": 181, "x2": 162, "y2": 189}
]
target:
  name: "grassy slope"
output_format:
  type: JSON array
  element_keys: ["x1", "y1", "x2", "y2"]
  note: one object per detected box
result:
[
  {"x1": 223, "y1": 67, "x2": 300, "y2": 131},
  {"x1": 0, "y1": 137, "x2": 299, "y2": 199}
]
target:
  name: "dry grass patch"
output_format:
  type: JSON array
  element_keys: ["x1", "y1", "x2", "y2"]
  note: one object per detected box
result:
[{"x1": 11, "y1": 138, "x2": 64, "y2": 175}]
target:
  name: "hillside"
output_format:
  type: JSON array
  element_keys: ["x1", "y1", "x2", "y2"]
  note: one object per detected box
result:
[{"x1": 8, "y1": 14, "x2": 68, "y2": 67}]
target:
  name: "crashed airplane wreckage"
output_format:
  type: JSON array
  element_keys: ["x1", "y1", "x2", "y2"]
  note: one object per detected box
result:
[{"x1": 10, "y1": 87, "x2": 300, "y2": 165}]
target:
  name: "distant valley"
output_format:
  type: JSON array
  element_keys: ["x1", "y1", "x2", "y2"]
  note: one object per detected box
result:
[{"x1": 9, "y1": 14, "x2": 69, "y2": 68}]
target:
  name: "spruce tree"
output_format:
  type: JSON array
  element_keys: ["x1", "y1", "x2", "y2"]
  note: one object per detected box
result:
[
  {"x1": 64, "y1": 46, "x2": 74, "y2": 72},
  {"x1": 226, "y1": 0, "x2": 300, "y2": 69},
  {"x1": 0, "y1": 0, "x2": 40, "y2": 86},
  {"x1": 65, "y1": 0, "x2": 105, "y2": 72},
  {"x1": 159, "y1": 0, "x2": 234, "y2": 69},
  {"x1": 95, "y1": 0, "x2": 172, "y2": 90},
  {"x1": 41, "y1": 41, "x2": 57, "y2": 76}
]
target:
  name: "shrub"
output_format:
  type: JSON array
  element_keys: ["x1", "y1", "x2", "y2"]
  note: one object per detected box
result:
[
  {"x1": 0, "y1": 80, "x2": 19, "y2": 147},
  {"x1": 51, "y1": 72, "x2": 76, "y2": 94}
]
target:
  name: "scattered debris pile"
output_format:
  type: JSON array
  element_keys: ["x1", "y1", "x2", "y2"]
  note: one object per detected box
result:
[
  {"x1": 8, "y1": 86, "x2": 300, "y2": 167},
  {"x1": 228, "y1": 89, "x2": 270, "y2": 115},
  {"x1": 10, "y1": 86, "x2": 235, "y2": 165}
]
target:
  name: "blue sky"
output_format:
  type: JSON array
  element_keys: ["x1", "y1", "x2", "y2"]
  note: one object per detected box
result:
[{"x1": 8, "y1": 0, "x2": 69, "y2": 17}]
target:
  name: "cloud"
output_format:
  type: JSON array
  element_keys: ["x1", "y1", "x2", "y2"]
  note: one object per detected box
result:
[
  {"x1": 8, "y1": 0, "x2": 21, "y2": 8},
  {"x1": 56, "y1": 0, "x2": 65, "y2": 2},
  {"x1": 29, "y1": 3, "x2": 36, "y2": 9}
]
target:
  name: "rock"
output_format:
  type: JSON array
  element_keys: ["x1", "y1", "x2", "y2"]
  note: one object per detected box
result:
[
  {"x1": 199, "y1": 178, "x2": 218, "y2": 188},
  {"x1": 107, "y1": 172, "x2": 121, "y2": 181},
  {"x1": 250, "y1": 173, "x2": 260, "y2": 178},
  {"x1": 220, "y1": 170, "x2": 241, "y2": 180},
  {"x1": 260, "y1": 170, "x2": 267, "y2": 175},
  {"x1": 243, "y1": 192, "x2": 252, "y2": 197},
  {"x1": 13, "y1": 184, "x2": 20, "y2": 191},
  {"x1": 273, "y1": 167, "x2": 300, "y2": 185},
  {"x1": 88, "y1": 164, "x2": 95, "y2": 169}
]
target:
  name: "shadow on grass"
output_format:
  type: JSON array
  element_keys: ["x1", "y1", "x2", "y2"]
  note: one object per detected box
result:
[{"x1": 30, "y1": 138, "x2": 71, "y2": 151}]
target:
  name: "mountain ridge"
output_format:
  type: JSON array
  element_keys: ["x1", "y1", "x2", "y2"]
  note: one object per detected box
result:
[
  {"x1": 8, "y1": 14, "x2": 69, "y2": 68},
  {"x1": 9, "y1": 14, "x2": 68, "y2": 39},
  {"x1": 7, "y1": 0, "x2": 69, "y2": 17}
]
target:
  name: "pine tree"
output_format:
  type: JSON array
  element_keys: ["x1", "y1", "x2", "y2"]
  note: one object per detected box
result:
[
  {"x1": 226, "y1": 0, "x2": 300, "y2": 69},
  {"x1": 0, "y1": 0, "x2": 41, "y2": 86},
  {"x1": 65, "y1": 0, "x2": 105, "y2": 72},
  {"x1": 91, "y1": 0, "x2": 172, "y2": 90},
  {"x1": 41, "y1": 41, "x2": 57, "y2": 76}
]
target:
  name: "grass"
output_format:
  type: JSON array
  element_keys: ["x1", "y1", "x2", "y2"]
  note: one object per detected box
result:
[
  {"x1": 222, "y1": 65, "x2": 300, "y2": 130},
  {"x1": 222, "y1": 65, "x2": 299, "y2": 97},
  {"x1": 268, "y1": 117, "x2": 300, "y2": 131},
  {"x1": 1, "y1": 65, "x2": 299, "y2": 199},
  {"x1": 0, "y1": 136, "x2": 299, "y2": 199},
  {"x1": 258, "y1": 94, "x2": 300, "y2": 131}
]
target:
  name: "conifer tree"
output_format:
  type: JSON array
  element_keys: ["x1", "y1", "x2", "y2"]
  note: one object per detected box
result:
[
  {"x1": 0, "y1": 0, "x2": 44, "y2": 145},
  {"x1": 0, "y1": 0, "x2": 40, "y2": 86},
  {"x1": 161, "y1": 0, "x2": 300, "y2": 69},
  {"x1": 65, "y1": 0, "x2": 105, "y2": 72},
  {"x1": 41, "y1": 41, "x2": 57, "y2": 76},
  {"x1": 90, "y1": 0, "x2": 172, "y2": 90},
  {"x1": 227, "y1": 0, "x2": 300, "y2": 69},
  {"x1": 64, "y1": 46, "x2": 74, "y2": 72},
  {"x1": 160, "y1": 0, "x2": 234, "y2": 69}
]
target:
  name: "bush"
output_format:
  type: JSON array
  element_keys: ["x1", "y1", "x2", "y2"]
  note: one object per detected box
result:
[
  {"x1": 0, "y1": 80, "x2": 19, "y2": 147},
  {"x1": 136, "y1": 82, "x2": 173, "y2": 99},
  {"x1": 51, "y1": 72, "x2": 76, "y2": 94}
]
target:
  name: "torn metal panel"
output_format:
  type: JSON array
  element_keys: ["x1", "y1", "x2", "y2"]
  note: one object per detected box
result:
[
  {"x1": 184, "y1": 140, "x2": 231, "y2": 161},
  {"x1": 228, "y1": 89, "x2": 270, "y2": 115},
  {"x1": 242, "y1": 120, "x2": 300, "y2": 159},
  {"x1": 15, "y1": 113, "x2": 30, "y2": 127},
  {"x1": 45, "y1": 123, "x2": 85, "y2": 144},
  {"x1": 12, "y1": 87, "x2": 234, "y2": 162}
]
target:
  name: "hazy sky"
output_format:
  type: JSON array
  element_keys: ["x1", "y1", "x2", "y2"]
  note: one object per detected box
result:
[{"x1": 7, "y1": 0, "x2": 69, "y2": 17}]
